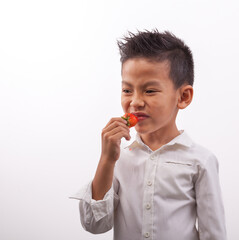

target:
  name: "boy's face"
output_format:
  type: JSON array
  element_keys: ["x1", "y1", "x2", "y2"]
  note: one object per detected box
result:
[{"x1": 121, "y1": 58, "x2": 181, "y2": 136}]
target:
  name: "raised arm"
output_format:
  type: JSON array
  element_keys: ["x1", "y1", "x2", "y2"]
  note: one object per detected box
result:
[
  {"x1": 92, "y1": 117, "x2": 130, "y2": 200},
  {"x1": 71, "y1": 117, "x2": 131, "y2": 234}
]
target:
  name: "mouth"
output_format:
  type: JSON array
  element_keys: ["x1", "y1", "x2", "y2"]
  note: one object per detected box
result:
[{"x1": 131, "y1": 112, "x2": 149, "y2": 122}]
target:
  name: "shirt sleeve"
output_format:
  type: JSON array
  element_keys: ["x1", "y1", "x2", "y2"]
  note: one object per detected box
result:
[
  {"x1": 195, "y1": 153, "x2": 227, "y2": 240},
  {"x1": 69, "y1": 178, "x2": 120, "y2": 234}
]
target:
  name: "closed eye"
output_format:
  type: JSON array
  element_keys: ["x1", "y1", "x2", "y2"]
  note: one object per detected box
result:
[
  {"x1": 145, "y1": 90, "x2": 159, "y2": 94},
  {"x1": 122, "y1": 89, "x2": 131, "y2": 94}
]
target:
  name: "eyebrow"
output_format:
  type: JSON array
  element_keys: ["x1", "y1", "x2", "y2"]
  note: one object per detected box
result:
[{"x1": 121, "y1": 80, "x2": 161, "y2": 88}]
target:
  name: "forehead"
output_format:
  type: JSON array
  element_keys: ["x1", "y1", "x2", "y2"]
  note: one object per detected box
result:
[{"x1": 121, "y1": 58, "x2": 171, "y2": 86}]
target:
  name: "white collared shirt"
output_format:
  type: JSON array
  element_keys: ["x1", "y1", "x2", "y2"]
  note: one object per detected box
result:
[{"x1": 70, "y1": 130, "x2": 227, "y2": 240}]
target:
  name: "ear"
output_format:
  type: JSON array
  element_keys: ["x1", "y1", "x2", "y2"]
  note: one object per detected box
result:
[{"x1": 177, "y1": 85, "x2": 193, "y2": 109}]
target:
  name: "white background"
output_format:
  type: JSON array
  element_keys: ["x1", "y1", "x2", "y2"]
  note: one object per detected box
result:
[{"x1": 0, "y1": 0, "x2": 238, "y2": 239}]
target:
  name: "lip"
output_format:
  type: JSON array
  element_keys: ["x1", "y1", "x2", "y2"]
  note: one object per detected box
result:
[{"x1": 131, "y1": 112, "x2": 149, "y2": 122}]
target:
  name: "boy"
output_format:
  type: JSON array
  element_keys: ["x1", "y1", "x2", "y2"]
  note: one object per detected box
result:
[{"x1": 70, "y1": 29, "x2": 227, "y2": 240}]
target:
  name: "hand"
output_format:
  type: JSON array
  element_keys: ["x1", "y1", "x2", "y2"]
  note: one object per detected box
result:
[{"x1": 101, "y1": 117, "x2": 131, "y2": 163}]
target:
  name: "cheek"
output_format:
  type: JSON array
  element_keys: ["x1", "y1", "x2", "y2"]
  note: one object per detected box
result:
[
  {"x1": 150, "y1": 97, "x2": 175, "y2": 115},
  {"x1": 150, "y1": 99, "x2": 163, "y2": 111},
  {"x1": 121, "y1": 98, "x2": 128, "y2": 110},
  {"x1": 169, "y1": 96, "x2": 179, "y2": 109}
]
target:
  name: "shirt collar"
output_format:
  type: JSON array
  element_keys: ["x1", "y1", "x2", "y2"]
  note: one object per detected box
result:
[{"x1": 125, "y1": 130, "x2": 193, "y2": 151}]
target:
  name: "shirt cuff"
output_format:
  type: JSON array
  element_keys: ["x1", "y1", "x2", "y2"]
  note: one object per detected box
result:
[{"x1": 69, "y1": 181, "x2": 114, "y2": 222}]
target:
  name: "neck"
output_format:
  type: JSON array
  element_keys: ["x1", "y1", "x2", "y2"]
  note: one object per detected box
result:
[{"x1": 139, "y1": 124, "x2": 180, "y2": 151}]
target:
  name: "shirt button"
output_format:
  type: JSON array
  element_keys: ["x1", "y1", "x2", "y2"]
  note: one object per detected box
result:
[
  {"x1": 147, "y1": 180, "x2": 152, "y2": 186},
  {"x1": 146, "y1": 203, "x2": 151, "y2": 210},
  {"x1": 144, "y1": 232, "x2": 150, "y2": 238},
  {"x1": 150, "y1": 155, "x2": 155, "y2": 160}
]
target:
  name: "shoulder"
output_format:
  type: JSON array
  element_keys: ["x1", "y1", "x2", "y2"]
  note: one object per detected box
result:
[{"x1": 188, "y1": 141, "x2": 219, "y2": 170}]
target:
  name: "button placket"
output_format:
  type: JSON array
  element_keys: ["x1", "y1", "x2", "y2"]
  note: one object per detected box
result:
[{"x1": 142, "y1": 154, "x2": 158, "y2": 240}]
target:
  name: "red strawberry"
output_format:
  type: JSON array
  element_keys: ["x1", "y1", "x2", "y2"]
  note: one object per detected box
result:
[{"x1": 121, "y1": 113, "x2": 138, "y2": 128}]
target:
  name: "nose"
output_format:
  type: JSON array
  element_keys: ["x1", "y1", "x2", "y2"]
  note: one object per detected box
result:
[{"x1": 130, "y1": 93, "x2": 145, "y2": 109}]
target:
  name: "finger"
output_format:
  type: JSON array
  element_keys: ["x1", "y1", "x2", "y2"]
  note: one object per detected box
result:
[
  {"x1": 103, "y1": 119, "x2": 129, "y2": 133},
  {"x1": 103, "y1": 125, "x2": 130, "y2": 139},
  {"x1": 104, "y1": 117, "x2": 128, "y2": 129},
  {"x1": 103, "y1": 125, "x2": 131, "y2": 141},
  {"x1": 110, "y1": 130, "x2": 131, "y2": 142}
]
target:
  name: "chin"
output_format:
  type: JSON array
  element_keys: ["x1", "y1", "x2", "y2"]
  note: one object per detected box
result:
[
  {"x1": 135, "y1": 123, "x2": 162, "y2": 135},
  {"x1": 135, "y1": 125, "x2": 151, "y2": 134}
]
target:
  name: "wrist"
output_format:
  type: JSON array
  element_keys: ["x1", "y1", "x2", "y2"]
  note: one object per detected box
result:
[{"x1": 100, "y1": 155, "x2": 116, "y2": 166}]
